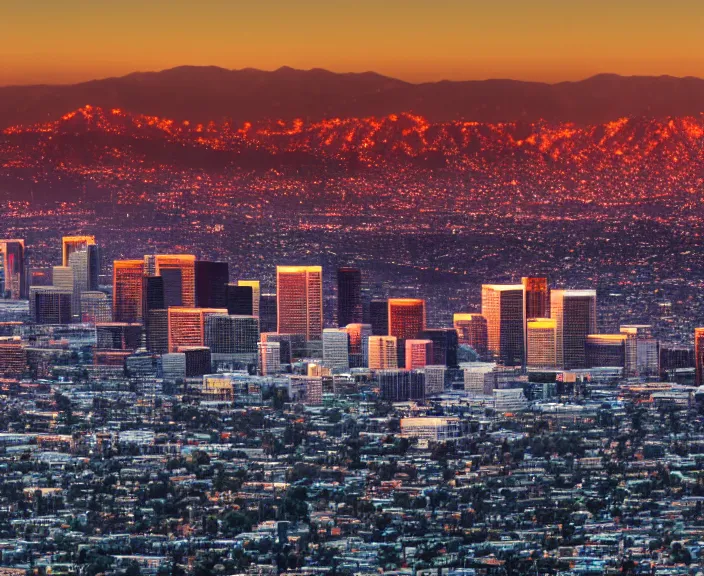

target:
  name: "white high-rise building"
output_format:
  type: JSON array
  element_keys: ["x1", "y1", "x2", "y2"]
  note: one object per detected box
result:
[
  {"x1": 322, "y1": 328, "x2": 349, "y2": 373},
  {"x1": 258, "y1": 341, "x2": 281, "y2": 376}
]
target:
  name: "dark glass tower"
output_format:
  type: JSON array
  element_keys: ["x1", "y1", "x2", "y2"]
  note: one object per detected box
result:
[
  {"x1": 337, "y1": 267, "x2": 362, "y2": 327},
  {"x1": 195, "y1": 261, "x2": 229, "y2": 308},
  {"x1": 226, "y1": 284, "x2": 253, "y2": 316},
  {"x1": 369, "y1": 299, "x2": 389, "y2": 336},
  {"x1": 259, "y1": 294, "x2": 277, "y2": 334},
  {"x1": 421, "y1": 328, "x2": 459, "y2": 368}
]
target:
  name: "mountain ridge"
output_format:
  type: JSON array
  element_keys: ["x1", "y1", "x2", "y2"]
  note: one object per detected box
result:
[{"x1": 2, "y1": 66, "x2": 704, "y2": 128}]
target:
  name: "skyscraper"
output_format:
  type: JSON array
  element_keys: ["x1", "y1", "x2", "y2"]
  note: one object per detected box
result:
[
  {"x1": 453, "y1": 313, "x2": 488, "y2": 357},
  {"x1": 80, "y1": 291, "x2": 112, "y2": 324},
  {"x1": 276, "y1": 266, "x2": 323, "y2": 341},
  {"x1": 421, "y1": 328, "x2": 459, "y2": 368},
  {"x1": 68, "y1": 245, "x2": 100, "y2": 320},
  {"x1": 337, "y1": 267, "x2": 362, "y2": 327},
  {"x1": 550, "y1": 289, "x2": 597, "y2": 370},
  {"x1": 369, "y1": 299, "x2": 389, "y2": 336},
  {"x1": 522, "y1": 276, "x2": 549, "y2": 363},
  {"x1": 52, "y1": 265, "x2": 75, "y2": 319},
  {"x1": 238, "y1": 280, "x2": 260, "y2": 317},
  {"x1": 345, "y1": 323, "x2": 372, "y2": 368},
  {"x1": 405, "y1": 339, "x2": 433, "y2": 370},
  {"x1": 368, "y1": 335, "x2": 398, "y2": 370},
  {"x1": 526, "y1": 318, "x2": 556, "y2": 369},
  {"x1": 62, "y1": 235, "x2": 95, "y2": 267},
  {"x1": 481, "y1": 284, "x2": 525, "y2": 366},
  {"x1": 151, "y1": 255, "x2": 196, "y2": 308},
  {"x1": 258, "y1": 341, "x2": 281, "y2": 376},
  {"x1": 388, "y1": 298, "x2": 426, "y2": 368},
  {"x1": 695, "y1": 328, "x2": 704, "y2": 386},
  {"x1": 0, "y1": 240, "x2": 26, "y2": 299},
  {"x1": 322, "y1": 328, "x2": 350, "y2": 373},
  {"x1": 585, "y1": 334, "x2": 627, "y2": 369},
  {"x1": 259, "y1": 294, "x2": 277, "y2": 334},
  {"x1": 194, "y1": 261, "x2": 229, "y2": 308},
  {"x1": 620, "y1": 325, "x2": 659, "y2": 377},
  {"x1": 29, "y1": 287, "x2": 72, "y2": 324},
  {"x1": 167, "y1": 307, "x2": 227, "y2": 352},
  {"x1": 226, "y1": 284, "x2": 254, "y2": 316},
  {"x1": 113, "y1": 260, "x2": 145, "y2": 323}
]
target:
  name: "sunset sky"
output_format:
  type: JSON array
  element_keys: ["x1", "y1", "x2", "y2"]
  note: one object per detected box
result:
[{"x1": 2, "y1": 0, "x2": 703, "y2": 86}]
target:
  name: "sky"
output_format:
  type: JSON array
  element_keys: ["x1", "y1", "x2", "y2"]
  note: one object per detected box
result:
[{"x1": 1, "y1": 0, "x2": 703, "y2": 86}]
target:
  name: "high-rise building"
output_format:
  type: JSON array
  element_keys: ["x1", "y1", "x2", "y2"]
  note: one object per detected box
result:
[
  {"x1": 423, "y1": 365, "x2": 446, "y2": 395},
  {"x1": 150, "y1": 255, "x2": 196, "y2": 308},
  {"x1": 388, "y1": 298, "x2": 426, "y2": 368},
  {"x1": 80, "y1": 291, "x2": 112, "y2": 323},
  {"x1": 550, "y1": 289, "x2": 597, "y2": 369},
  {"x1": 288, "y1": 375, "x2": 323, "y2": 405},
  {"x1": 0, "y1": 240, "x2": 26, "y2": 299},
  {"x1": 142, "y1": 276, "x2": 165, "y2": 316},
  {"x1": 585, "y1": 334, "x2": 627, "y2": 370},
  {"x1": 167, "y1": 307, "x2": 227, "y2": 352},
  {"x1": 345, "y1": 323, "x2": 372, "y2": 368},
  {"x1": 204, "y1": 314, "x2": 236, "y2": 354},
  {"x1": 695, "y1": 328, "x2": 704, "y2": 386},
  {"x1": 276, "y1": 266, "x2": 323, "y2": 341},
  {"x1": 226, "y1": 284, "x2": 254, "y2": 315},
  {"x1": 62, "y1": 235, "x2": 95, "y2": 267},
  {"x1": 322, "y1": 328, "x2": 350, "y2": 373},
  {"x1": 146, "y1": 310, "x2": 169, "y2": 354},
  {"x1": 421, "y1": 328, "x2": 459, "y2": 368},
  {"x1": 620, "y1": 325, "x2": 659, "y2": 377},
  {"x1": 113, "y1": 260, "x2": 145, "y2": 323},
  {"x1": 67, "y1": 246, "x2": 100, "y2": 320},
  {"x1": 368, "y1": 335, "x2": 398, "y2": 370},
  {"x1": 522, "y1": 276, "x2": 549, "y2": 363},
  {"x1": 96, "y1": 323, "x2": 142, "y2": 351},
  {"x1": 378, "y1": 369, "x2": 425, "y2": 402},
  {"x1": 337, "y1": 267, "x2": 362, "y2": 327},
  {"x1": 526, "y1": 318, "x2": 557, "y2": 369},
  {"x1": 194, "y1": 261, "x2": 229, "y2": 308},
  {"x1": 404, "y1": 339, "x2": 433, "y2": 370},
  {"x1": 453, "y1": 313, "x2": 488, "y2": 357},
  {"x1": 52, "y1": 265, "x2": 74, "y2": 303},
  {"x1": 238, "y1": 280, "x2": 260, "y2": 317},
  {"x1": 259, "y1": 294, "x2": 277, "y2": 333},
  {"x1": 482, "y1": 284, "x2": 525, "y2": 366},
  {"x1": 29, "y1": 287, "x2": 72, "y2": 324},
  {"x1": 258, "y1": 341, "x2": 282, "y2": 376},
  {"x1": 369, "y1": 299, "x2": 389, "y2": 336}
]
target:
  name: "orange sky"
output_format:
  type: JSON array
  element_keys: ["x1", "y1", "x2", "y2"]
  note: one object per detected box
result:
[{"x1": 1, "y1": 0, "x2": 703, "y2": 85}]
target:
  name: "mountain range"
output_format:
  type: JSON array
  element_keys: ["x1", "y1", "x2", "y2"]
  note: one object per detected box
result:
[{"x1": 1, "y1": 66, "x2": 704, "y2": 128}]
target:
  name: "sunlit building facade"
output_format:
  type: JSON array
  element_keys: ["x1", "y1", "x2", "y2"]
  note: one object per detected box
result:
[
  {"x1": 526, "y1": 318, "x2": 556, "y2": 369},
  {"x1": 113, "y1": 260, "x2": 145, "y2": 323},
  {"x1": 550, "y1": 289, "x2": 597, "y2": 370},
  {"x1": 388, "y1": 298, "x2": 426, "y2": 368},
  {"x1": 167, "y1": 307, "x2": 227, "y2": 352},
  {"x1": 404, "y1": 339, "x2": 433, "y2": 370},
  {"x1": 481, "y1": 284, "x2": 524, "y2": 366},
  {"x1": 62, "y1": 235, "x2": 95, "y2": 267},
  {"x1": 0, "y1": 240, "x2": 26, "y2": 299},
  {"x1": 368, "y1": 335, "x2": 398, "y2": 370},
  {"x1": 276, "y1": 265, "x2": 323, "y2": 341},
  {"x1": 453, "y1": 313, "x2": 488, "y2": 357}
]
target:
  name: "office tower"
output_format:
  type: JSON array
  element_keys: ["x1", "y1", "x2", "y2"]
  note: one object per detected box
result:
[
  {"x1": 337, "y1": 267, "x2": 362, "y2": 327},
  {"x1": 167, "y1": 307, "x2": 227, "y2": 352},
  {"x1": 226, "y1": 284, "x2": 253, "y2": 315},
  {"x1": 660, "y1": 345, "x2": 694, "y2": 379},
  {"x1": 113, "y1": 260, "x2": 145, "y2": 323},
  {"x1": 151, "y1": 255, "x2": 196, "y2": 308},
  {"x1": 146, "y1": 310, "x2": 169, "y2": 354},
  {"x1": 232, "y1": 316, "x2": 259, "y2": 355},
  {"x1": 162, "y1": 353, "x2": 187, "y2": 381},
  {"x1": 585, "y1": 334, "x2": 627, "y2": 369},
  {"x1": 80, "y1": 291, "x2": 112, "y2": 323},
  {"x1": 378, "y1": 369, "x2": 425, "y2": 402},
  {"x1": 238, "y1": 280, "x2": 260, "y2": 317},
  {"x1": 526, "y1": 318, "x2": 557, "y2": 369},
  {"x1": 550, "y1": 289, "x2": 597, "y2": 369},
  {"x1": 96, "y1": 323, "x2": 142, "y2": 351},
  {"x1": 405, "y1": 339, "x2": 433, "y2": 370},
  {"x1": 179, "y1": 347, "x2": 212, "y2": 377},
  {"x1": 322, "y1": 328, "x2": 350, "y2": 373},
  {"x1": 204, "y1": 314, "x2": 236, "y2": 354},
  {"x1": 67, "y1": 246, "x2": 99, "y2": 320},
  {"x1": 482, "y1": 285, "x2": 525, "y2": 366},
  {"x1": 62, "y1": 235, "x2": 95, "y2": 267},
  {"x1": 368, "y1": 335, "x2": 398, "y2": 370},
  {"x1": 463, "y1": 363, "x2": 498, "y2": 394},
  {"x1": 276, "y1": 266, "x2": 323, "y2": 341},
  {"x1": 421, "y1": 328, "x2": 458, "y2": 368},
  {"x1": 453, "y1": 313, "x2": 488, "y2": 357},
  {"x1": 369, "y1": 299, "x2": 389, "y2": 336},
  {"x1": 288, "y1": 375, "x2": 324, "y2": 405},
  {"x1": 388, "y1": 298, "x2": 426, "y2": 368},
  {"x1": 195, "y1": 261, "x2": 229, "y2": 308},
  {"x1": 142, "y1": 276, "x2": 165, "y2": 316},
  {"x1": 29, "y1": 287, "x2": 72, "y2": 324},
  {"x1": 522, "y1": 276, "x2": 549, "y2": 362},
  {"x1": 258, "y1": 341, "x2": 282, "y2": 375},
  {"x1": 695, "y1": 328, "x2": 704, "y2": 386},
  {"x1": 52, "y1": 266, "x2": 76, "y2": 323},
  {"x1": 620, "y1": 325, "x2": 659, "y2": 377},
  {"x1": 0, "y1": 240, "x2": 26, "y2": 299},
  {"x1": 259, "y1": 294, "x2": 277, "y2": 333},
  {"x1": 0, "y1": 342, "x2": 27, "y2": 377},
  {"x1": 423, "y1": 365, "x2": 446, "y2": 395},
  {"x1": 345, "y1": 323, "x2": 372, "y2": 368}
]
